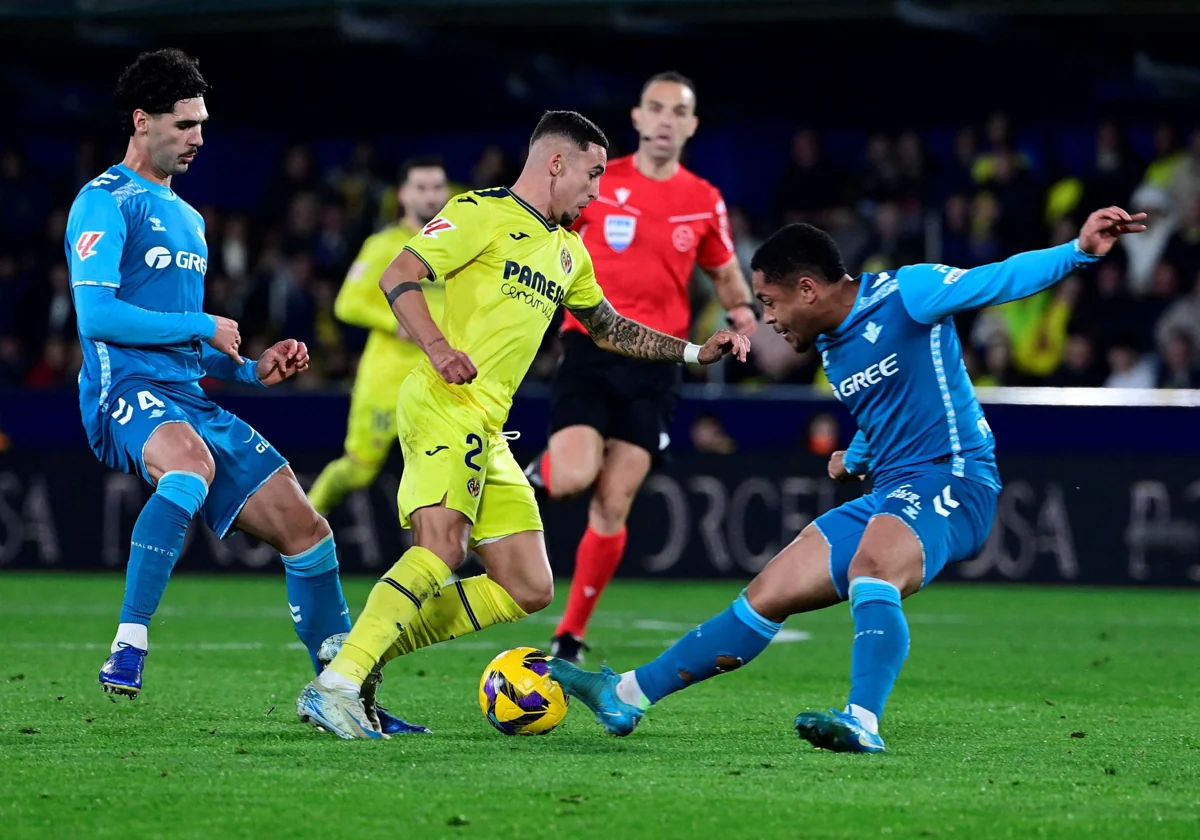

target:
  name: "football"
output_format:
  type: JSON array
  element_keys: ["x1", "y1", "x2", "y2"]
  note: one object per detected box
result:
[{"x1": 478, "y1": 647, "x2": 569, "y2": 736}]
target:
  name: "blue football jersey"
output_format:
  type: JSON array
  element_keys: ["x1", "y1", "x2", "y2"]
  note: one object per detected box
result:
[
  {"x1": 819, "y1": 241, "x2": 1102, "y2": 492},
  {"x1": 65, "y1": 165, "x2": 210, "y2": 411}
]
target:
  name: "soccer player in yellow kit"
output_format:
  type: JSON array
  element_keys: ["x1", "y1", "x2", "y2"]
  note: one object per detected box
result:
[
  {"x1": 296, "y1": 110, "x2": 750, "y2": 739},
  {"x1": 307, "y1": 157, "x2": 450, "y2": 515}
]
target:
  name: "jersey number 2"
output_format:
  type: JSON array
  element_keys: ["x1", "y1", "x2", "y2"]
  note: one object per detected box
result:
[{"x1": 464, "y1": 434, "x2": 484, "y2": 472}]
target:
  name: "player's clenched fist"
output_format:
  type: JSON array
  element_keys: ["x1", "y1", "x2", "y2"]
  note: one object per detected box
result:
[
  {"x1": 256, "y1": 339, "x2": 310, "y2": 386},
  {"x1": 429, "y1": 338, "x2": 478, "y2": 385},
  {"x1": 207, "y1": 316, "x2": 242, "y2": 363},
  {"x1": 1078, "y1": 206, "x2": 1147, "y2": 257},
  {"x1": 698, "y1": 328, "x2": 750, "y2": 364},
  {"x1": 827, "y1": 450, "x2": 865, "y2": 483}
]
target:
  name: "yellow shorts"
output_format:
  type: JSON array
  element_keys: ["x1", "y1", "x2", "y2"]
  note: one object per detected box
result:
[
  {"x1": 343, "y1": 377, "x2": 400, "y2": 468},
  {"x1": 396, "y1": 373, "x2": 542, "y2": 546}
]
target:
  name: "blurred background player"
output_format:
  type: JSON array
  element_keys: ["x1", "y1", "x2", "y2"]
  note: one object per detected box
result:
[
  {"x1": 297, "y1": 110, "x2": 750, "y2": 739},
  {"x1": 523, "y1": 71, "x2": 759, "y2": 663},
  {"x1": 70, "y1": 48, "x2": 423, "y2": 734},
  {"x1": 549, "y1": 206, "x2": 1146, "y2": 751},
  {"x1": 307, "y1": 156, "x2": 450, "y2": 516}
]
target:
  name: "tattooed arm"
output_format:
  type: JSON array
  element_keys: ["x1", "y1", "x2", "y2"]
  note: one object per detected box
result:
[{"x1": 570, "y1": 299, "x2": 751, "y2": 365}]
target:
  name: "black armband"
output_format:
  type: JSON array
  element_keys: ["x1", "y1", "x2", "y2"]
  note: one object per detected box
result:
[
  {"x1": 385, "y1": 282, "x2": 423, "y2": 305},
  {"x1": 725, "y1": 301, "x2": 761, "y2": 325}
]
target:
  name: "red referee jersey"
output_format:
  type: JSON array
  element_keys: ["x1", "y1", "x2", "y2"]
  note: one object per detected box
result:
[{"x1": 561, "y1": 155, "x2": 736, "y2": 340}]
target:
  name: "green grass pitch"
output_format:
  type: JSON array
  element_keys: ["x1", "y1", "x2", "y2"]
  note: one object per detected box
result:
[{"x1": 2, "y1": 574, "x2": 1198, "y2": 838}]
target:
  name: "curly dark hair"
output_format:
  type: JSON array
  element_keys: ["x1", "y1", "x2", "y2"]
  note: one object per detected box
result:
[{"x1": 114, "y1": 48, "x2": 209, "y2": 136}]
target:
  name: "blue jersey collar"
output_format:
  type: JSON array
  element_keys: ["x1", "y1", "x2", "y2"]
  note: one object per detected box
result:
[
  {"x1": 115, "y1": 164, "x2": 177, "y2": 200},
  {"x1": 822, "y1": 275, "x2": 866, "y2": 339}
]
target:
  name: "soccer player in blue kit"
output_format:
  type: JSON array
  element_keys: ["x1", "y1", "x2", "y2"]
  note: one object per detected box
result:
[
  {"x1": 66, "y1": 48, "x2": 424, "y2": 734},
  {"x1": 549, "y1": 206, "x2": 1146, "y2": 752}
]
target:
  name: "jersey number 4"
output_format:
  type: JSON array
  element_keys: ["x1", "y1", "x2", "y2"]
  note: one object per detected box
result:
[{"x1": 112, "y1": 390, "x2": 167, "y2": 426}]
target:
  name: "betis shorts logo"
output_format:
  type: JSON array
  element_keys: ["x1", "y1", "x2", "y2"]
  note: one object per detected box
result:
[
  {"x1": 560, "y1": 246, "x2": 573, "y2": 275},
  {"x1": 604, "y1": 215, "x2": 636, "y2": 253},
  {"x1": 467, "y1": 477, "x2": 482, "y2": 498}
]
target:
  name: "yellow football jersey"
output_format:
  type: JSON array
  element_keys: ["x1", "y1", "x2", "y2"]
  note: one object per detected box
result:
[
  {"x1": 335, "y1": 221, "x2": 447, "y2": 380},
  {"x1": 403, "y1": 187, "x2": 603, "y2": 430}
]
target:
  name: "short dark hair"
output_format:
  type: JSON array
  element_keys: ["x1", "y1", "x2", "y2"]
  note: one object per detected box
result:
[
  {"x1": 641, "y1": 71, "x2": 697, "y2": 105},
  {"x1": 750, "y1": 224, "x2": 847, "y2": 287},
  {"x1": 114, "y1": 48, "x2": 209, "y2": 136},
  {"x1": 399, "y1": 155, "x2": 446, "y2": 185},
  {"x1": 529, "y1": 110, "x2": 609, "y2": 152}
]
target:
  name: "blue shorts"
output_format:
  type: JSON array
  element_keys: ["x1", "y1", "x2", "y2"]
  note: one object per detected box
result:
[
  {"x1": 85, "y1": 381, "x2": 288, "y2": 537},
  {"x1": 813, "y1": 472, "x2": 997, "y2": 599}
]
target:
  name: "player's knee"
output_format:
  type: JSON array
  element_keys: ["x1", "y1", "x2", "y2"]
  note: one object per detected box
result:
[
  {"x1": 175, "y1": 441, "x2": 216, "y2": 485},
  {"x1": 509, "y1": 575, "x2": 554, "y2": 614},
  {"x1": 280, "y1": 512, "x2": 332, "y2": 558},
  {"x1": 548, "y1": 461, "x2": 594, "y2": 500},
  {"x1": 744, "y1": 577, "x2": 791, "y2": 624}
]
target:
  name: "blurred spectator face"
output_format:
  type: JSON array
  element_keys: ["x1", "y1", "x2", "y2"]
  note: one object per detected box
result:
[
  {"x1": 1152, "y1": 261, "x2": 1177, "y2": 298},
  {"x1": 1131, "y1": 184, "x2": 1171, "y2": 224},
  {"x1": 321, "y1": 203, "x2": 344, "y2": 234},
  {"x1": 42, "y1": 337, "x2": 67, "y2": 371},
  {"x1": 971, "y1": 193, "x2": 999, "y2": 229},
  {"x1": 1096, "y1": 121, "x2": 1120, "y2": 158},
  {"x1": 953, "y1": 126, "x2": 977, "y2": 163},
  {"x1": 45, "y1": 208, "x2": 67, "y2": 243},
  {"x1": 875, "y1": 202, "x2": 901, "y2": 238},
  {"x1": 2, "y1": 150, "x2": 24, "y2": 181},
  {"x1": 944, "y1": 194, "x2": 969, "y2": 230},
  {"x1": 1050, "y1": 217, "x2": 1076, "y2": 246},
  {"x1": 632, "y1": 80, "x2": 698, "y2": 163},
  {"x1": 897, "y1": 131, "x2": 923, "y2": 171},
  {"x1": 1097, "y1": 261, "x2": 1123, "y2": 296},
  {"x1": 1064, "y1": 334, "x2": 1094, "y2": 371},
  {"x1": 991, "y1": 148, "x2": 1016, "y2": 183},
  {"x1": 284, "y1": 145, "x2": 312, "y2": 181},
  {"x1": 984, "y1": 338, "x2": 1010, "y2": 376},
  {"x1": 1153, "y1": 122, "x2": 1176, "y2": 157},
  {"x1": 986, "y1": 111, "x2": 1011, "y2": 148},
  {"x1": 49, "y1": 263, "x2": 69, "y2": 293},
  {"x1": 865, "y1": 134, "x2": 892, "y2": 167},
  {"x1": 1056, "y1": 274, "x2": 1083, "y2": 307},
  {"x1": 473, "y1": 145, "x2": 508, "y2": 184},
  {"x1": 288, "y1": 192, "x2": 319, "y2": 235},
  {"x1": 690, "y1": 415, "x2": 735, "y2": 455},
  {"x1": 225, "y1": 216, "x2": 248, "y2": 242},
  {"x1": 791, "y1": 130, "x2": 819, "y2": 168},
  {"x1": 399, "y1": 165, "x2": 449, "y2": 228},
  {"x1": 1108, "y1": 345, "x2": 1138, "y2": 373},
  {"x1": 1162, "y1": 330, "x2": 1193, "y2": 371},
  {"x1": 288, "y1": 254, "x2": 313, "y2": 289}
]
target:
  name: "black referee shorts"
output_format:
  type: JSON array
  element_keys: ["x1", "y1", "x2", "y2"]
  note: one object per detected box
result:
[{"x1": 547, "y1": 331, "x2": 681, "y2": 461}]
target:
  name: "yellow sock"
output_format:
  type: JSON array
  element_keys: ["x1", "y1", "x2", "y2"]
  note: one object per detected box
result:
[
  {"x1": 328, "y1": 546, "x2": 450, "y2": 685},
  {"x1": 307, "y1": 456, "x2": 378, "y2": 516},
  {"x1": 381, "y1": 575, "x2": 528, "y2": 664}
]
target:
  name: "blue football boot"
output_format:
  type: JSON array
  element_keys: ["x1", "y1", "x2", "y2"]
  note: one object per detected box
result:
[
  {"x1": 98, "y1": 642, "x2": 147, "y2": 698},
  {"x1": 547, "y1": 659, "x2": 644, "y2": 737},
  {"x1": 794, "y1": 708, "x2": 887, "y2": 753}
]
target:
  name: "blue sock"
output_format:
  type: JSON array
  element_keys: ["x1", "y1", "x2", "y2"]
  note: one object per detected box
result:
[
  {"x1": 847, "y1": 576, "x2": 910, "y2": 722},
  {"x1": 634, "y1": 590, "x2": 782, "y2": 704},
  {"x1": 281, "y1": 534, "x2": 351, "y2": 672},
  {"x1": 119, "y1": 471, "x2": 208, "y2": 627}
]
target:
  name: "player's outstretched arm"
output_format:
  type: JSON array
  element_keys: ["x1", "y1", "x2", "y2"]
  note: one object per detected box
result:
[
  {"x1": 379, "y1": 249, "x2": 476, "y2": 384},
  {"x1": 570, "y1": 298, "x2": 750, "y2": 365},
  {"x1": 897, "y1": 206, "x2": 1147, "y2": 325}
]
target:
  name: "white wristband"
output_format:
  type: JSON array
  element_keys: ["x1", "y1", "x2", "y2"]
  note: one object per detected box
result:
[{"x1": 683, "y1": 342, "x2": 702, "y2": 365}]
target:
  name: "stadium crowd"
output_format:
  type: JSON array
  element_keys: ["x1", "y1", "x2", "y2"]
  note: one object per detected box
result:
[{"x1": 3, "y1": 112, "x2": 1200, "y2": 394}]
